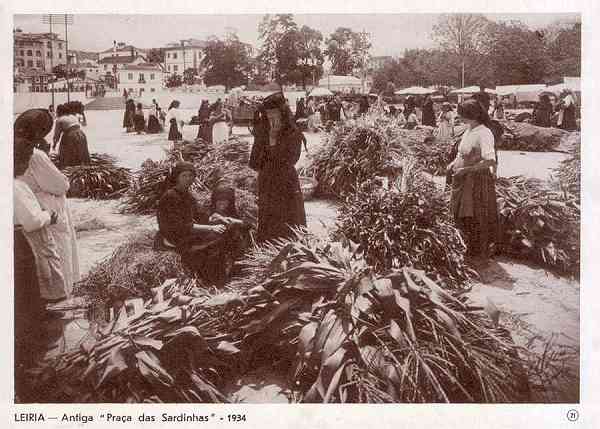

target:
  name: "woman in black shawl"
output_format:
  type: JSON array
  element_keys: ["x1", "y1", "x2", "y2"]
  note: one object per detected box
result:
[
  {"x1": 532, "y1": 94, "x2": 553, "y2": 128},
  {"x1": 249, "y1": 92, "x2": 307, "y2": 243},
  {"x1": 196, "y1": 100, "x2": 212, "y2": 142},
  {"x1": 14, "y1": 109, "x2": 53, "y2": 154},
  {"x1": 123, "y1": 99, "x2": 136, "y2": 132},
  {"x1": 421, "y1": 95, "x2": 436, "y2": 127}
]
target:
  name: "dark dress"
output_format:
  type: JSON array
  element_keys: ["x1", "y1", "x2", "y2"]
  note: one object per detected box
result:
[
  {"x1": 196, "y1": 106, "x2": 211, "y2": 142},
  {"x1": 147, "y1": 114, "x2": 161, "y2": 134},
  {"x1": 58, "y1": 126, "x2": 91, "y2": 169},
  {"x1": 532, "y1": 103, "x2": 552, "y2": 128},
  {"x1": 123, "y1": 102, "x2": 135, "y2": 131},
  {"x1": 168, "y1": 118, "x2": 182, "y2": 141},
  {"x1": 14, "y1": 227, "x2": 44, "y2": 402},
  {"x1": 156, "y1": 188, "x2": 242, "y2": 284},
  {"x1": 249, "y1": 115, "x2": 307, "y2": 243},
  {"x1": 560, "y1": 102, "x2": 577, "y2": 131},
  {"x1": 421, "y1": 99, "x2": 436, "y2": 127},
  {"x1": 134, "y1": 110, "x2": 146, "y2": 133}
]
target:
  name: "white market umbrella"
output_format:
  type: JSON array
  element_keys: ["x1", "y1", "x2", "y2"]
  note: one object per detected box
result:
[
  {"x1": 450, "y1": 85, "x2": 496, "y2": 95},
  {"x1": 309, "y1": 87, "x2": 334, "y2": 97},
  {"x1": 394, "y1": 86, "x2": 435, "y2": 95}
]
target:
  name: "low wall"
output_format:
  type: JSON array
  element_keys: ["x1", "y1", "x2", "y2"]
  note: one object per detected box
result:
[{"x1": 13, "y1": 92, "x2": 92, "y2": 115}]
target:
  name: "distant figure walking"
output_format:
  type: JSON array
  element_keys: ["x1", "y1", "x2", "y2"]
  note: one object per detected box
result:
[
  {"x1": 166, "y1": 100, "x2": 184, "y2": 142},
  {"x1": 134, "y1": 103, "x2": 146, "y2": 134},
  {"x1": 421, "y1": 95, "x2": 436, "y2": 127}
]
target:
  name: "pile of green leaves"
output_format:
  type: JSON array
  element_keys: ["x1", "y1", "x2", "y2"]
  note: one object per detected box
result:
[
  {"x1": 553, "y1": 133, "x2": 581, "y2": 198},
  {"x1": 334, "y1": 178, "x2": 475, "y2": 290},
  {"x1": 232, "y1": 233, "x2": 528, "y2": 403},
  {"x1": 496, "y1": 176, "x2": 580, "y2": 276},
  {"x1": 497, "y1": 121, "x2": 569, "y2": 152},
  {"x1": 73, "y1": 230, "x2": 190, "y2": 306},
  {"x1": 30, "y1": 278, "x2": 243, "y2": 403}
]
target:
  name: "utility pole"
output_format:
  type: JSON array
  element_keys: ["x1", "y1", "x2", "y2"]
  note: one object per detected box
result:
[{"x1": 42, "y1": 14, "x2": 73, "y2": 102}]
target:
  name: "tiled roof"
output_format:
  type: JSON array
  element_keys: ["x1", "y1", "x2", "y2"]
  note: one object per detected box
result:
[{"x1": 98, "y1": 55, "x2": 140, "y2": 64}]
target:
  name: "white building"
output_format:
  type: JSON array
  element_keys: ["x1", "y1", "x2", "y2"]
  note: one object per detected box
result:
[
  {"x1": 74, "y1": 61, "x2": 102, "y2": 81},
  {"x1": 117, "y1": 64, "x2": 164, "y2": 97},
  {"x1": 164, "y1": 39, "x2": 207, "y2": 75},
  {"x1": 99, "y1": 43, "x2": 146, "y2": 61}
]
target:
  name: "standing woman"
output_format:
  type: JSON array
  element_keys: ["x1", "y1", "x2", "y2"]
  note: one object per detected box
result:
[
  {"x1": 210, "y1": 100, "x2": 229, "y2": 145},
  {"x1": 421, "y1": 95, "x2": 436, "y2": 127},
  {"x1": 147, "y1": 102, "x2": 162, "y2": 134},
  {"x1": 134, "y1": 102, "x2": 146, "y2": 134},
  {"x1": 558, "y1": 89, "x2": 577, "y2": 131},
  {"x1": 532, "y1": 94, "x2": 552, "y2": 128},
  {"x1": 249, "y1": 92, "x2": 307, "y2": 243},
  {"x1": 15, "y1": 110, "x2": 80, "y2": 297},
  {"x1": 52, "y1": 104, "x2": 91, "y2": 169},
  {"x1": 123, "y1": 99, "x2": 136, "y2": 132},
  {"x1": 166, "y1": 100, "x2": 184, "y2": 142},
  {"x1": 196, "y1": 100, "x2": 211, "y2": 142},
  {"x1": 436, "y1": 102, "x2": 455, "y2": 140},
  {"x1": 447, "y1": 99, "x2": 499, "y2": 265}
]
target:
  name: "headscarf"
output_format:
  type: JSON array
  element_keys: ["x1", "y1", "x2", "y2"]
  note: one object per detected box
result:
[
  {"x1": 210, "y1": 185, "x2": 238, "y2": 217},
  {"x1": 14, "y1": 109, "x2": 54, "y2": 153},
  {"x1": 161, "y1": 161, "x2": 197, "y2": 194}
]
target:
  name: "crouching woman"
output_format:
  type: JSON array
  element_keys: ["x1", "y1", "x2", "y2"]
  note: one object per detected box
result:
[{"x1": 156, "y1": 162, "x2": 247, "y2": 285}]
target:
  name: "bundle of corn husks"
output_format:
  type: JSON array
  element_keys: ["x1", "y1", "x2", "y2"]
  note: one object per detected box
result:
[
  {"x1": 167, "y1": 140, "x2": 212, "y2": 163},
  {"x1": 553, "y1": 133, "x2": 581, "y2": 198},
  {"x1": 49, "y1": 152, "x2": 132, "y2": 199},
  {"x1": 497, "y1": 121, "x2": 569, "y2": 152},
  {"x1": 231, "y1": 232, "x2": 529, "y2": 403},
  {"x1": 73, "y1": 230, "x2": 190, "y2": 306},
  {"x1": 334, "y1": 177, "x2": 475, "y2": 289},
  {"x1": 29, "y1": 278, "x2": 243, "y2": 403},
  {"x1": 389, "y1": 130, "x2": 453, "y2": 176},
  {"x1": 495, "y1": 176, "x2": 580, "y2": 275}
]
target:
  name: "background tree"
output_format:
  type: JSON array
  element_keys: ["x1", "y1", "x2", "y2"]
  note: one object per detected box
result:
[
  {"x1": 486, "y1": 21, "x2": 549, "y2": 85},
  {"x1": 147, "y1": 48, "x2": 165, "y2": 64},
  {"x1": 257, "y1": 14, "x2": 298, "y2": 83},
  {"x1": 544, "y1": 21, "x2": 581, "y2": 81},
  {"x1": 296, "y1": 25, "x2": 325, "y2": 88},
  {"x1": 324, "y1": 27, "x2": 371, "y2": 76},
  {"x1": 432, "y1": 14, "x2": 493, "y2": 87},
  {"x1": 201, "y1": 32, "x2": 252, "y2": 90}
]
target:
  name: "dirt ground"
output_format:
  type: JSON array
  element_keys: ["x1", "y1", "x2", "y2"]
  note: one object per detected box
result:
[{"x1": 52, "y1": 110, "x2": 578, "y2": 402}]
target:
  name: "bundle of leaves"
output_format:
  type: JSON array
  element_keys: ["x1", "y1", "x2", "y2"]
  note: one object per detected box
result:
[
  {"x1": 389, "y1": 131, "x2": 453, "y2": 176},
  {"x1": 167, "y1": 140, "x2": 212, "y2": 163},
  {"x1": 29, "y1": 278, "x2": 244, "y2": 403},
  {"x1": 334, "y1": 178, "x2": 474, "y2": 290},
  {"x1": 496, "y1": 176, "x2": 580, "y2": 276},
  {"x1": 73, "y1": 230, "x2": 190, "y2": 306},
  {"x1": 231, "y1": 233, "x2": 528, "y2": 403},
  {"x1": 64, "y1": 164, "x2": 132, "y2": 199},
  {"x1": 497, "y1": 121, "x2": 568, "y2": 152},
  {"x1": 50, "y1": 152, "x2": 118, "y2": 169},
  {"x1": 553, "y1": 133, "x2": 581, "y2": 198},
  {"x1": 121, "y1": 142, "x2": 256, "y2": 215}
]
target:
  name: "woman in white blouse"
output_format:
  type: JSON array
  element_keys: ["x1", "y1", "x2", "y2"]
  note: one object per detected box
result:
[
  {"x1": 447, "y1": 99, "x2": 499, "y2": 265},
  {"x1": 166, "y1": 100, "x2": 185, "y2": 142},
  {"x1": 14, "y1": 136, "x2": 59, "y2": 399}
]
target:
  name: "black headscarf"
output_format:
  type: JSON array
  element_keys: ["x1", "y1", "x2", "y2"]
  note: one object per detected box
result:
[
  {"x1": 14, "y1": 109, "x2": 54, "y2": 154},
  {"x1": 210, "y1": 185, "x2": 238, "y2": 218}
]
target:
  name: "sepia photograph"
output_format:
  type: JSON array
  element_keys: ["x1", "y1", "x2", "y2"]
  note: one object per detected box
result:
[{"x1": 11, "y1": 10, "x2": 582, "y2": 407}]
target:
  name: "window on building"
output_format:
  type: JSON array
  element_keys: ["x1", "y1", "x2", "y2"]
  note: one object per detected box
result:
[
  {"x1": 128, "y1": 73, "x2": 133, "y2": 80},
  {"x1": 37, "y1": 61, "x2": 43, "y2": 68},
  {"x1": 27, "y1": 50, "x2": 32, "y2": 56},
  {"x1": 173, "y1": 65, "x2": 178, "y2": 72},
  {"x1": 104, "y1": 64, "x2": 107, "y2": 70},
  {"x1": 173, "y1": 53, "x2": 178, "y2": 59},
  {"x1": 47, "y1": 52, "x2": 51, "y2": 58},
  {"x1": 20, "y1": 50, "x2": 24, "y2": 56},
  {"x1": 58, "y1": 43, "x2": 62, "y2": 49},
  {"x1": 36, "y1": 51, "x2": 41, "y2": 57},
  {"x1": 47, "y1": 41, "x2": 52, "y2": 48},
  {"x1": 27, "y1": 60, "x2": 33, "y2": 67},
  {"x1": 150, "y1": 73, "x2": 155, "y2": 80},
  {"x1": 151, "y1": 88, "x2": 155, "y2": 92},
  {"x1": 167, "y1": 53, "x2": 170, "y2": 59},
  {"x1": 58, "y1": 53, "x2": 62, "y2": 59}
]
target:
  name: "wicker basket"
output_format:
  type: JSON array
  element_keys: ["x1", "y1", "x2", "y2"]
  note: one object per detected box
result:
[{"x1": 299, "y1": 176, "x2": 317, "y2": 200}]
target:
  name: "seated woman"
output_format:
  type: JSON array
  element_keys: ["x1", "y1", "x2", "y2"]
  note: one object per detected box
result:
[{"x1": 156, "y1": 162, "x2": 247, "y2": 285}]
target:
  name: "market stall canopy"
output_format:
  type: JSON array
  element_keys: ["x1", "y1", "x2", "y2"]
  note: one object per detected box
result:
[
  {"x1": 309, "y1": 87, "x2": 334, "y2": 97},
  {"x1": 496, "y1": 84, "x2": 547, "y2": 103},
  {"x1": 318, "y1": 75, "x2": 363, "y2": 93},
  {"x1": 450, "y1": 86, "x2": 496, "y2": 94},
  {"x1": 544, "y1": 77, "x2": 581, "y2": 95},
  {"x1": 394, "y1": 86, "x2": 436, "y2": 95}
]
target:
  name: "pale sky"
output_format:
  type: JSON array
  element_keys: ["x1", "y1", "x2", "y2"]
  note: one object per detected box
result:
[{"x1": 13, "y1": 13, "x2": 580, "y2": 57}]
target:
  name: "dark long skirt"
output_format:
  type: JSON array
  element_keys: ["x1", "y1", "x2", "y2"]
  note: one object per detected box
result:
[
  {"x1": 168, "y1": 119, "x2": 182, "y2": 141},
  {"x1": 58, "y1": 128, "x2": 91, "y2": 169},
  {"x1": 257, "y1": 165, "x2": 306, "y2": 243},
  {"x1": 560, "y1": 105, "x2": 577, "y2": 131},
  {"x1": 134, "y1": 114, "x2": 146, "y2": 133},
  {"x1": 196, "y1": 121, "x2": 212, "y2": 142},
  {"x1": 451, "y1": 170, "x2": 499, "y2": 258},
  {"x1": 14, "y1": 228, "x2": 44, "y2": 402},
  {"x1": 123, "y1": 110, "x2": 134, "y2": 130},
  {"x1": 147, "y1": 115, "x2": 161, "y2": 134},
  {"x1": 179, "y1": 224, "x2": 250, "y2": 285}
]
